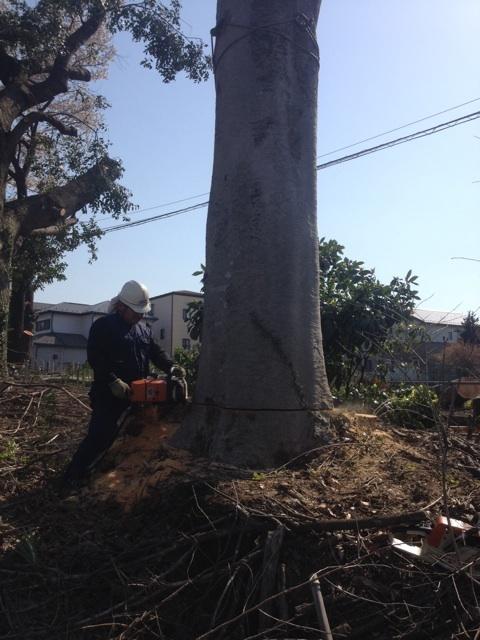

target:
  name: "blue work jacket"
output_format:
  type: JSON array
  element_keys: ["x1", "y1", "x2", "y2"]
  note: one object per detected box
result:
[{"x1": 87, "y1": 312, "x2": 172, "y2": 391}]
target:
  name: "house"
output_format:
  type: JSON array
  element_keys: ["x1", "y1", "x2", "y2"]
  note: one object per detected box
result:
[
  {"x1": 149, "y1": 290, "x2": 203, "y2": 356},
  {"x1": 385, "y1": 308, "x2": 466, "y2": 383},
  {"x1": 412, "y1": 309, "x2": 464, "y2": 344},
  {"x1": 32, "y1": 290, "x2": 202, "y2": 371},
  {"x1": 32, "y1": 301, "x2": 110, "y2": 370},
  {"x1": 412, "y1": 309, "x2": 466, "y2": 382}
]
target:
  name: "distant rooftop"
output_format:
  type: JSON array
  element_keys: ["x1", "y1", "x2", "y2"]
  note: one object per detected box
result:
[
  {"x1": 33, "y1": 301, "x2": 110, "y2": 315},
  {"x1": 150, "y1": 290, "x2": 203, "y2": 299},
  {"x1": 34, "y1": 291, "x2": 203, "y2": 313},
  {"x1": 34, "y1": 332, "x2": 88, "y2": 348},
  {"x1": 413, "y1": 309, "x2": 465, "y2": 327}
]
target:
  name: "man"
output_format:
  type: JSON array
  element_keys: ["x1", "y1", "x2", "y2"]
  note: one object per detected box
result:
[{"x1": 63, "y1": 280, "x2": 185, "y2": 489}]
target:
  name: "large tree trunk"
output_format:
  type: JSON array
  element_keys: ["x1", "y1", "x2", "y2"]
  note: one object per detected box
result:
[
  {"x1": 0, "y1": 217, "x2": 18, "y2": 373},
  {"x1": 0, "y1": 148, "x2": 15, "y2": 373},
  {"x1": 8, "y1": 280, "x2": 33, "y2": 365},
  {"x1": 173, "y1": 0, "x2": 332, "y2": 467}
]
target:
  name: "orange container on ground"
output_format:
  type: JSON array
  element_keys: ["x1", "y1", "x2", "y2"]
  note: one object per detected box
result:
[{"x1": 130, "y1": 379, "x2": 168, "y2": 403}]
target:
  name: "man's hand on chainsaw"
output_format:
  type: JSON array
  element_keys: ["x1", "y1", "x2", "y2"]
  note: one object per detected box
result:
[
  {"x1": 109, "y1": 377, "x2": 131, "y2": 400},
  {"x1": 170, "y1": 365, "x2": 186, "y2": 379}
]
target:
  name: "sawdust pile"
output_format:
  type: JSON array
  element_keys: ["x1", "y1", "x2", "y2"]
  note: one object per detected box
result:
[{"x1": 90, "y1": 411, "x2": 193, "y2": 509}]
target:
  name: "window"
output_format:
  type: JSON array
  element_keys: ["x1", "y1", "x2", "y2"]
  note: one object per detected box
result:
[
  {"x1": 182, "y1": 308, "x2": 188, "y2": 322},
  {"x1": 160, "y1": 328, "x2": 165, "y2": 340},
  {"x1": 182, "y1": 338, "x2": 191, "y2": 350},
  {"x1": 448, "y1": 331, "x2": 453, "y2": 341},
  {"x1": 35, "y1": 319, "x2": 51, "y2": 332}
]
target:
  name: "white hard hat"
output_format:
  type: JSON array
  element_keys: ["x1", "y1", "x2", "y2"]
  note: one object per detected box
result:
[{"x1": 117, "y1": 280, "x2": 151, "y2": 314}]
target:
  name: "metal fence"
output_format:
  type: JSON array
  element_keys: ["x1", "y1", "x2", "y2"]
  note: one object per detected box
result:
[{"x1": 7, "y1": 360, "x2": 93, "y2": 384}]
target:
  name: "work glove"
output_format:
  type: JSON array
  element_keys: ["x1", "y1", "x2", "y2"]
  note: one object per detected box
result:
[
  {"x1": 170, "y1": 365, "x2": 186, "y2": 379},
  {"x1": 109, "y1": 378, "x2": 131, "y2": 400}
]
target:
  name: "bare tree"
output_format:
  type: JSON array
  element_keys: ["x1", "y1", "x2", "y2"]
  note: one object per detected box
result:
[{"x1": 174, "y1": 0, "x2": 332, "y2": 467}]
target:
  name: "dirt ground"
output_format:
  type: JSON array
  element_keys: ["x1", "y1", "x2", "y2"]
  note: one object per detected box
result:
[{"x1": 1, "y1": 382, "x2": 480, "y2": 639}]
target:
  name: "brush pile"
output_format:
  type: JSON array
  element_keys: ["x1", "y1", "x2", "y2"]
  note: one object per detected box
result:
[{"x1": 1, "y1": 382, "x2": 480, "y2": 639}]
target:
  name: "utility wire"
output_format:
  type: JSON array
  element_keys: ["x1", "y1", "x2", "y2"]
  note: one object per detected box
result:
[
  {"x1": 96, "y1": 191, "x2": 210, "y2": 223},
  {"x1": 100, "y1": 99, "x2": 480, "y2": 224},
  {"x1": 102, "y1": 201, "x2": 209, "y2": 233},
  {"x1": 317, "y1": 96, "x2": 480, "y2": 159},
  {"x1": 315, "y1": 108, "x2": 480, "y2": 170},
  {"x1": 451, "y1": 256, "x2": 480, "y2": 263},
  {"x1": 101, "y1": 108, "x2": 480, "y2": 234}
]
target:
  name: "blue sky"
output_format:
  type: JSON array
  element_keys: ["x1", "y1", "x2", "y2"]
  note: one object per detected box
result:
[{"x1": 37, "y1": 0, "x2": 480, "y2": 314}]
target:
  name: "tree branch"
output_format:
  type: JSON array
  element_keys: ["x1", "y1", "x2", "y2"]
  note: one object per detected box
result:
[
  {"x1": 65, "y1": 67, "x2": 92, "y2": 82},
  {"x1": 10, "y1": 112, "x2": 78, "y2": 148},
  {"x1": 0, "y1": 45, "x2": 22, "y2": 85},
  {"x1": 5, "y1": 157, "x2": 121, "y2": 236},
  {"x1": 30, "y1": 218, "x2": 78, "y2": 236},
  {"x1": 54, "y1": 4, "x2": 106, "y2": 70},
  {"x1": 0, "y1": 5, "x2": 105, "y2": 130}
]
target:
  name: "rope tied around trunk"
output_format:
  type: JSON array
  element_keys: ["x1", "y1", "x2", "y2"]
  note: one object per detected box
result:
[{"x1": 210, "y1": 13, "x2": 320, "y2": 74}]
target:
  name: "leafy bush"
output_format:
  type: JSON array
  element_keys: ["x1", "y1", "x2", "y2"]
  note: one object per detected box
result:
[
  {"x1": 377, "y1": 384, "x2": 438, "y2": 429},
  {"x1": 319, "y1": 238, "x2": 420, "y2": 390},
  {"x1": 336, "y1": 382, "x2": 389, "y2": 409},
  {"x1": 0, "y1": 438, "x2": 19, "y2": 462},
  {"x1": 174, "y1": 347, "x2": 200, "y2": 394}
]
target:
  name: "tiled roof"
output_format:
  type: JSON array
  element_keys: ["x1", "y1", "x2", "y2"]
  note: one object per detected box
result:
[
  {"x1": 33, "y1": 301, "x2": 110, "y2": 315},
  {"x1": 88, "y1": 301, "x2": 111, "y2": 313},
  {"x1": 413, "y1": 309, "x2": 465, "y2": 327},
  {"x1": 150, "y1": 290, "x2": 203, "y2": 299},
  {"x1": 33, "y1": 332, "x2": 88, "y2": 348},
  {"x1": 33, "y1": 302, "x2": 52, "y2": 312}
]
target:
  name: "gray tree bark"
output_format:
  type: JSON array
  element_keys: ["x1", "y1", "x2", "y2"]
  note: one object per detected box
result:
[{"x1": 173, "y1": 0, "x2": 332, "y2": 467}]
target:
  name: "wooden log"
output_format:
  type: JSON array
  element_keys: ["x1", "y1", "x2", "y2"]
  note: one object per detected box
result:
[{"x1": 291, "y1": 510, "x2": 427, "y2": 533}]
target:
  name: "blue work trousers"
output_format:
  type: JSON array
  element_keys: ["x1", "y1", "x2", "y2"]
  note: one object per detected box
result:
[{"x1": 64, "y1": 389, "x2": 130, "y2": 483}]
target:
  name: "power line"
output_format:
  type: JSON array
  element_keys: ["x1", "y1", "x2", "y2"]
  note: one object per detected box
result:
[
  {"x1": 96, "y1": 191, "x2": 210, "y2": 223},
  {"x1": 102, "y1": 201, "x2": 209, "y2": 233},
  {"x1": 317, "y1": 96, "x2": 480, "y2": 159},
  {"x1": 316, "y1": 108, "x2": 480, "y2": 170},
  {"x1": 451, "y1": 256, "x2": 480, "y2": 263},
  {"x1": 101, "y1": 108, "x2": 480, "y2": 234},
  {"x1": 100, "y1": 99, "x2": 480, "y2": 224}
]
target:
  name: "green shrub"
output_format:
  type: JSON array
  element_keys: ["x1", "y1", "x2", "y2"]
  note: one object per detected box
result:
[
  {"x1": 174, "y1": 347, "x2": 200, "y2": 394},
  {"x1": 336, "y1": 382, "x2": 389, "y2": 409},
  {"x1": 0, "y1": 438, "x2": 19, "y2": 462},
  {"x1": 378, "y1": 384, "x2": 438, "y2": 429}
]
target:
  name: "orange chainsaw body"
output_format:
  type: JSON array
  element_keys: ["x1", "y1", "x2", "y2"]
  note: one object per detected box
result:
[{"x1": 130, "y1": 379, "x2": 168, "y2": 403}]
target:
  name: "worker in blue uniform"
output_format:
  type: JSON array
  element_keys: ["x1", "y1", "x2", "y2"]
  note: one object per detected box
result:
[{"x1": 63, "y1": 280, "x2": 185, "y2": 489}]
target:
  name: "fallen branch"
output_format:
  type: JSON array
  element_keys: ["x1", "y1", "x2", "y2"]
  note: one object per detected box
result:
[
  {"x1": 2, "y1": 381, "x2": 91, "y2": 412},
  {"x1": 291, "y1": 510, "x2": 428, "y2": 533}
]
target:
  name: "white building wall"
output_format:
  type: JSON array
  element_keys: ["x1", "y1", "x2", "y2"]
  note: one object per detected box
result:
[
  {"x1": 34, "y1": 311, "x2": 106, "y2": 340},
  {"x1": 52, "y1": 313, "x2": 83, "y2": 334},
  {"x1": 172, "y1": 295, "x2": 201, "y2": 353},
  {"x1": 34, "y1": 311, "x2": 53, "y2": 334},
  {"x1": 150, "y1": 295, "x2": 173, "y2": 356},
  {"x1": 80, "y1": 313, "x2": 104, "y2": 338},
  {"x1": 421, "y1": 322, "x2": 462, "y2": 343}
]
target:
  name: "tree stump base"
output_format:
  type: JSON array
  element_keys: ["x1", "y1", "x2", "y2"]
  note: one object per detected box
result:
[{"x1": 171, "y1": 404, "x2": 333, "y2": 469}]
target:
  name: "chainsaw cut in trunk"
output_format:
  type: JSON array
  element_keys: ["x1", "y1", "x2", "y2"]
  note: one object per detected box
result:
[{"x1": 173, "y1": 0, "x2": 332, "y2": 467}]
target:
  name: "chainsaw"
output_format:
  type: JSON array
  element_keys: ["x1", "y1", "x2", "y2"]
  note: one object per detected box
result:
[
  {"x1": 116, "y1": 375, "x2": 188, "y2": 435},
  {"x1": 130, "y1": 375, "x2": 188, "y2": 405}
]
